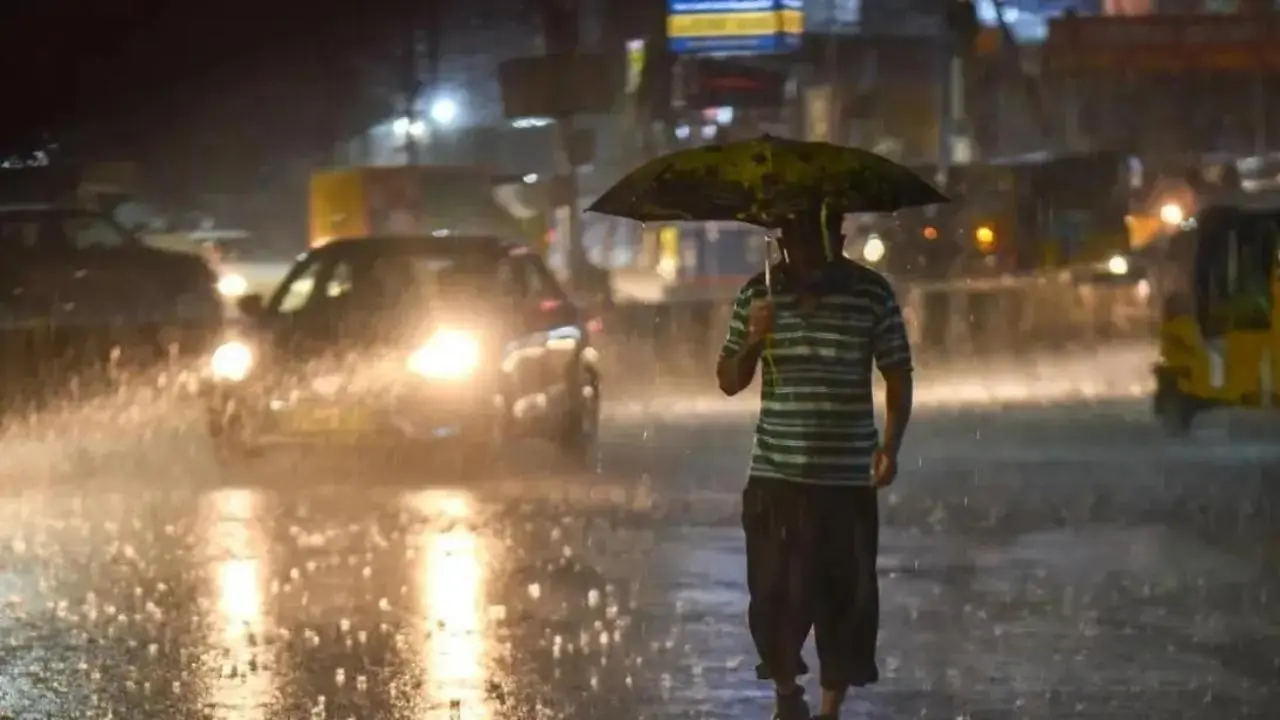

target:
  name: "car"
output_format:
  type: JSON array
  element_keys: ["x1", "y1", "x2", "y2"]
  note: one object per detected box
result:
[
  {"x1": 202, "y1": 234, "x2": 602, "y2": 476},
  {"x1": 140, "y1": 227, "x2": 295, "y2": 311},
  {"x1": 0, "y1": 203, "x2": 223, "y2": 402}
]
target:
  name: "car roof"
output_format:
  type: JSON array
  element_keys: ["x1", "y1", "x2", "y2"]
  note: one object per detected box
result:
[{"x1": 317, "y1": 234, "x2": 527, "y2": 258}]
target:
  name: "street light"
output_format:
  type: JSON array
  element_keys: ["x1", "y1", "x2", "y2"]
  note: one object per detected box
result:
[
  {"x1": 429, "y1": 97, "x2": 458, "y2": 127},
  {"x1": 975, "y1": 225, "x2": 996, "y2": 252}
]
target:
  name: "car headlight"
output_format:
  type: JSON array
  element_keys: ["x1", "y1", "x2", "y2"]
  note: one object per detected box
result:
[
  {"x1": 217, "y1": 273, "x2": 249, "y2": 297},
  {"x1": 210, "y1": 340, "x2": 254, "y2": 382},
  {"x1": 407, "y1": 328, "x2": 481, "y2": 380},
  {"x1": 1106, "y1": 254, "x2": 1130, "y2": 275},
  {"x1": 861, "y1": 235, "x2": 886, "y2": 263}
]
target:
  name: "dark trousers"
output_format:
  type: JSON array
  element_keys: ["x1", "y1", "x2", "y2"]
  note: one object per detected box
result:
[{"x1": 743, "y1": 475, "x2": 880, "y2": 690}]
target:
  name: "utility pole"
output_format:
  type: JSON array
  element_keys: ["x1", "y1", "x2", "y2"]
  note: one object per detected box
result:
[
  {"x1": 991, "y1": 0, "x2": 1051, "y2": 152},
  {"x1": 423, "y1": 0, "x2": 442, "y2": 157},
  {"x1": 538, "y1": 0, "x2": 587, "y2": 289},
  {"x1": 402, "y1": 17, "x2": 423, "y2": 166},
  {"x1": 824, "y1": 1, "x2": 840, "y2": 141},
  {"x1": 938, "y1": 0, "x2": 977, "y2": 187},
  {"x1": 1243, "y1": 0, "x2": 1270, "y2": 155},
  {"x1": 397, "y1": 0, "x2": 444, "y2": 166}
]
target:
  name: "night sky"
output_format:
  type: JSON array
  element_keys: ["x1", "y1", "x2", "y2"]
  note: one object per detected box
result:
[{"x1": 0, "y1": 0, "x2": 417, "y2": 159}]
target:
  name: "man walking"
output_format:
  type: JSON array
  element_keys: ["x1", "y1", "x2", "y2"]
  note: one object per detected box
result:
[{"x1": 715, "y1": 207, "x2": 914, "y2": 720}]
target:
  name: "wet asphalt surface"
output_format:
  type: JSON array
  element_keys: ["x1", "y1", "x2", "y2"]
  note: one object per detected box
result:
[{"x1": 0, "y1": 345, "x2": 1278, "y2": 720}]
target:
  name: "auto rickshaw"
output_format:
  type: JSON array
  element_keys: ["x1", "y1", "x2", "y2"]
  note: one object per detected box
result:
[{"x1": 1153, "y1": 204, "x2": 1280, "y2": 434}]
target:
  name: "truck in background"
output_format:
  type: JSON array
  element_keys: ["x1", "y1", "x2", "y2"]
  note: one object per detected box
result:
[{"x1": 308, "y1": 165, "x2": 546, "y2": 250}]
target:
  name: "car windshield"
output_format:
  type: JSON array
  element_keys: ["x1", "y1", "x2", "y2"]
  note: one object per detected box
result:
[
  {"x1": 0, "y1": 209, "x2": 131, "y2": 252},
  {"x1": 272, "y1": 247, "x2": 507, "y2": 322},
  {"x1": 1193, "y1": 209, "x2": 1279, "y2": 334},
  {"x1": 334, "y1": 253, "x2": 498, "y2": 309}
]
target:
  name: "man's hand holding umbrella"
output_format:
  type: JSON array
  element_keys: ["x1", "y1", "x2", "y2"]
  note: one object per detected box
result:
[{"x1": 746, "y1": 297, "x2": 774, "y2": 345}]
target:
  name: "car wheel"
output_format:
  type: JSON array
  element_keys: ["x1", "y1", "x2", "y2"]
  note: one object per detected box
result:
[{"x1": 558, "y1": 372, "x2": 600, "y2": 470}]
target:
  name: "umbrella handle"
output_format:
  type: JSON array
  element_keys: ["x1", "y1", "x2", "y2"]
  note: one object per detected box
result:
[
  {"x1": 762, "y1": 232, "x2": 778, "y2": 384},
  {"x1": 763, "y1": 232, "x2": 776, "y2": 297},
  {"x1": 763, "y1": 255, "x2": 772, "y2": 299}
]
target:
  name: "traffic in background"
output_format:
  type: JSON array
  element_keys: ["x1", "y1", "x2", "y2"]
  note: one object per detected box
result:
[{"x1": 587, "y1": 149, "x2": 1261, "y2": 386}]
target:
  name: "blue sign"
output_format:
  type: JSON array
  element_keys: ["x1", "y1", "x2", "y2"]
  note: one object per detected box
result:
[{"x1": 668, "y1": 0, "x2": 804, "y2": 55}]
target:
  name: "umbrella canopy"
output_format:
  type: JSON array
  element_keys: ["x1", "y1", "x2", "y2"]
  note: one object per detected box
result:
[{"x1": 587, "y1": 134, "x2": 948, "y2": 228}]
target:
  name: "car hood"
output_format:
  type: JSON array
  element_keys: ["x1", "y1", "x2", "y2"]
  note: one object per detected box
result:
[
  {"x1": 0, "y1": 247, "x2": 221, "y2": 326},
  {"x1": 123, "y1": 247, "x2": 220, "y2": 308}
]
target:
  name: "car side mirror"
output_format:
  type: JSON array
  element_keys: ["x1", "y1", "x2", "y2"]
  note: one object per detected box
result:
[{"x1": 236, "y1": 294, "x2": 265, "y2": 318}]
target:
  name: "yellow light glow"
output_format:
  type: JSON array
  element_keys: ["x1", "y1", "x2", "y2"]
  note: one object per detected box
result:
[
  {"x1": 199, "y1": 488, "x2": 272, "y2": 720},
  {"x1": 416, "y1": 515, "x2": 492, "y2": 720},
  {"x1": 1159, "y1": 202, "x2": 1184, "y2": 226},
  {"x1": 407, "y1": 329, "x2": 481, "y2": 380},
  {"x1": 211, "y1": 340, "x2": 254, "y2": 382},
  {"x1": 217, "y1": 559, "x2": 262, "y2": 626},
  {"x1": 217, "y1": 273, "x2": 249, "y2": 297},
  {"x1": 975, "y1": 225, "x2": 996, "y2": 251},
  {"x1": 406, "y1": 489, "x2": 492, "y2": 718}
]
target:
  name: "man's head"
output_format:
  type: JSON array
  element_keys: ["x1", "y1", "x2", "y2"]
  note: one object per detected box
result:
[{"x1": 776, "y1": 203, "x2": 845, "y2": 264}]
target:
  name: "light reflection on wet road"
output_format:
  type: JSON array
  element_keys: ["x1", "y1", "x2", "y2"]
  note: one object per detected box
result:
[{"x1": 0, "y1": 362, "x2": 1278, "y2": 719}]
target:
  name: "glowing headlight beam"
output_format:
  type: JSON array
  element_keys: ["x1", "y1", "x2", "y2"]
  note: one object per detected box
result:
[
  {"x1": 1106, "y1": 254, "x2": 1130, "y2": 276},
  {"x1": 211, "y1": 340, "x2": 254, "y2": 382},
  {"x1": 217, "y1": 274, "x2": 249, "y2": 297},
  {"x1": 407, "y1": 329, "x2": 481, "y2": 380}
]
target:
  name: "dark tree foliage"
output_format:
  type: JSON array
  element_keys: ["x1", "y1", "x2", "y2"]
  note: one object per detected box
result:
[{"x1": 0, "y1": 0, "x2": 416, "y2": 191}]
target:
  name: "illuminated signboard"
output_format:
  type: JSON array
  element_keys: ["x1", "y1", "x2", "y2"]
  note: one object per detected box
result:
[
  {"x1": 687, "y1": 58, "x2": 787, "y2": 109},
  {"x1": 667, "y1": 0, "x2": 804, "y2": 55},
  {"x1": 1046, "y1": 15, "x2": 1280, "y2": 72}
]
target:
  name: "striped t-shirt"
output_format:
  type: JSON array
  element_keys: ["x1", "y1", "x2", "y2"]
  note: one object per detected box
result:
[{"x1": 719, "y1": 259, "x2": 913, "y2": 486}]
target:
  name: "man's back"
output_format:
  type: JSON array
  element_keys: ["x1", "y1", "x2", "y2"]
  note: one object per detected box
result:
[{"x1": 721, "y1": 258, "x2": 912, "y2": 485}]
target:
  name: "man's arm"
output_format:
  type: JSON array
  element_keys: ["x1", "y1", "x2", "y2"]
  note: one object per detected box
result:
[
  {"x1": 880, "y1": 369, "x2": 913, "y2": 456},
  {"x1": 716, "y1": 287, "x2": 762, "y2": 396},
  {"x1": 871, "y1": 287, "x2": 914, "y2": 456}
]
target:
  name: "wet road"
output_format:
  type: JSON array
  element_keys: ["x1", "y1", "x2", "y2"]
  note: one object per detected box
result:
[{"x1": 0, "y1": 346, "x2": 1278, "y2": 720}]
